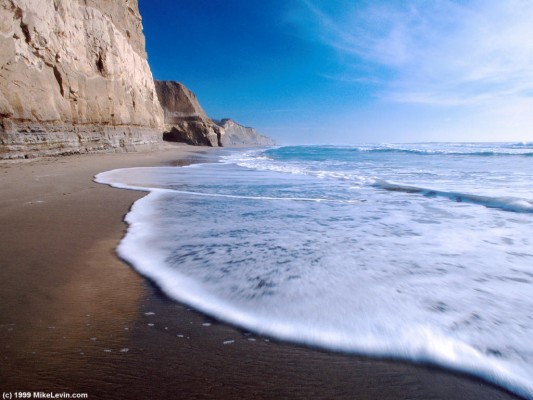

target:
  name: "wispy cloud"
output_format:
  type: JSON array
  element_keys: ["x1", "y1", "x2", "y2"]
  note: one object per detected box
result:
[{"x1": 294, "y1": 0, "x2": 533, "y2": 108}]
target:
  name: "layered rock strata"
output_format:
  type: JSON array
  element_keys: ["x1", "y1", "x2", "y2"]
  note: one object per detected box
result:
[
  {"x1": 215, "y1": 118, "x2": 275, "y2": 147},
  {"x1": 154, "y1": 80, "x2": 222, "y2": 147},
  {"x1": 0, "y1": 0, "x2": 164, "y2": 159}
]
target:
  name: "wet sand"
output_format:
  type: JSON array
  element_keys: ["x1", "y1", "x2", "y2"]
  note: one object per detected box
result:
[{"x1": 0, "y1": 145, "x2": 523, "y2": 400}]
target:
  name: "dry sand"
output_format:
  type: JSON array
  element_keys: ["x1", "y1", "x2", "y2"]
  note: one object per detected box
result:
[{"x1": 0, "y1": 145, "x2": 522, "y2": 399}]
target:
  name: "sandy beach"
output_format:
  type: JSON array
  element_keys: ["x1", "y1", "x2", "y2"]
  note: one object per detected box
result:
[{"x1": 0, "y1": 145, "x2": 522, "y2": 400}]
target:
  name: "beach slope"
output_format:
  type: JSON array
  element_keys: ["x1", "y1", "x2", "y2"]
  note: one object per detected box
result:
[{"x1": 0, "y1": 147, "x2": 522, "y2": 400}]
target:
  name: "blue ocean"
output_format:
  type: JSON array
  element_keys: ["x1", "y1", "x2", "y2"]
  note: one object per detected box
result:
[{"x1": 97, "y1": 142, "x2": 533, "y2": 399}]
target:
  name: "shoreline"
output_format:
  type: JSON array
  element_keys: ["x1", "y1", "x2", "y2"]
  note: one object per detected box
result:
[{"x1": 0, "y1": 146, "x2": 523, "y2": 400}]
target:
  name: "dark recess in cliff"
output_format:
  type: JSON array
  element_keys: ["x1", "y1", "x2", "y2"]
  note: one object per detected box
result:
[
  {"x1": 154, "y1": 80, "x2": 222, "y2": 147},
  {"x1": 155, "y1": 80, "x2": 275, "y2": 148}
]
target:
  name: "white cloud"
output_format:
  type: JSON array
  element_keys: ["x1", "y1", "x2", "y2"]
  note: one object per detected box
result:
[{"x1": 297, "y1": 0, "x2": 533, "y2": 108}]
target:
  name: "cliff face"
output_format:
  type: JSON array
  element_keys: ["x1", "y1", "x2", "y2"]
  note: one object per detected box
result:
[
  {"x1": 0, "y1": 2, "x2": 274, "y2": 158},
  {"x1": 155, "y1": 81, "x2": 275, "y2": 148},
  {"x1": 215, "y1": 118, "x2": 275, "y2": 147},
  {"x1": 154, "y1": 80, "x2": 222, "y2": 147},
  {"x1": 0, "y1": 0, "x2": 164, "y2": 159}
]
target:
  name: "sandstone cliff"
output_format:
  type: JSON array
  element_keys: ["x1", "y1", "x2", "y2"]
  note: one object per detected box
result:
[
  {"x1": 154, "y1": 80, "x2": 222, "y2": 147},
  {"x1": 0, "y1": 0, "x2": 164, "y2": 159},
  {"x1": 155, "y1": 80, "x2": 274, "y2": 148},
  {"x1": 215, "y1": 118, "x2": 275, "y2": 147}
]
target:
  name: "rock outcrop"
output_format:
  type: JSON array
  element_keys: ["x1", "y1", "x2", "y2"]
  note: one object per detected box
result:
[
  {"x1": 154, "y1": 80, "x2": 222, "y2": 147},
  {"x1": 215, "y1": 118, "x2": 275, "y2": 147},
  {"x1": 0, "y1": 0, "x2": 164, "y2": 159},
  {"x1": 155, "y1": 81, "x2": 275, "y2": 148}
]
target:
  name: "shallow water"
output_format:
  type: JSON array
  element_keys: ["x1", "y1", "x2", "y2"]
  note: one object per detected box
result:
[{"x1": 97, "y1": 143, "x2": 533, "y2": 399}]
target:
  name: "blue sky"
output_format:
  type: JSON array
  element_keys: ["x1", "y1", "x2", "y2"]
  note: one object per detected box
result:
[{"x1": 139, "y1": 0, "x2": 533, "y2": 144}]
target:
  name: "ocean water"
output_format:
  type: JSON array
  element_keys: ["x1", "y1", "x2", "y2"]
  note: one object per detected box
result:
[{"x1": 96, "y1": 143, "x2": 533, "y2": 399}]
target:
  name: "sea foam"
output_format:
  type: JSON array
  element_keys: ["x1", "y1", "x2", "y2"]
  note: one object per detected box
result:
[{"x1": 96, "y1": 143, "x2": 533, "y2": 399}]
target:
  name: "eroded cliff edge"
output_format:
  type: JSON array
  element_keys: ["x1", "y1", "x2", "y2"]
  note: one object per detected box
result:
[
  {"x1": 0, "y1": 0, "x2": 164, "y2": 159},
  {"x1": 155, "y1": 80, "x2": 222, "y2": 147},
  {"x1": 155, "y1": 80, "x2": 274, "y2": 148},
  {"x1": 215, "y1": 118, "x2": 275, "y2": 147}
]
